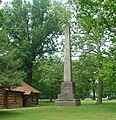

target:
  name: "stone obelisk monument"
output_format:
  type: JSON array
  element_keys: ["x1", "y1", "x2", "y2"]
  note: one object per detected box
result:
[{"x1": 55, "y1": 26, "x2": 80, "y2": 106}]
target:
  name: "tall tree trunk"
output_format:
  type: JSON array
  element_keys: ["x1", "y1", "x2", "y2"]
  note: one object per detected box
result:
[
  {"x1": 96, "y1": 43, "x2": 103, "y2": 104},
  {"x1": 96, "y1": 78, "x2": 103, "y2": 104},
  {"x1": 92, "y1": 80, "x2": 96, "y2": 100},
  {"x1": 26, "y1": 61, "x2": 33, "y2": 84},
  {"x1": 93, "y1": 88, "x2": 96, "y2": 100},
  {"x1": 96, "y1": 61, "x2": 103, "y2": 104},
  {"x1": 49, "y1": 93, "x2": 52, "y2": 103}
]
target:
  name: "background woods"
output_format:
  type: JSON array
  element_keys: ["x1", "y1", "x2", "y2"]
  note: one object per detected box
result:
[{"x1": 0, "y1": 0, "x2": 115, "y2": 102}]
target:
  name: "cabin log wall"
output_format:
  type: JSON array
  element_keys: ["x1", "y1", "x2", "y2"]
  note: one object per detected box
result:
[
  {"x1": 6, "y1": 91, "x2": 23, "y2": 109},
  {"x1": 25, "y1": 94, "x2": 38, "y2": 107},
  {"x1": 0, "y1": 90, "x2": 5, "y2": 109}
]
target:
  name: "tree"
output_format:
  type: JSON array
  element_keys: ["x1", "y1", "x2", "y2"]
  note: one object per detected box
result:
[
  {"x1": 99, "y1": 47, "x2": 116, "y2": 99},
  {"x1": 72, "y1": 54, "x2": 98, "y2": 100},
  {"x1": 2, "y1": 0, "x2": 66, "y2": 84},
  {"x1": 69, "y1": 0, "x2": 115, "y2": 104},
  {"x1": 0, "y1": 29, "x2": 25, "y2": 88},
  {"x1": 32, "y1": 56, "x2": 63, "y2": 102}
]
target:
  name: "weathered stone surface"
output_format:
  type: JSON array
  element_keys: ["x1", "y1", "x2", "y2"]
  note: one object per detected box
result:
[
  {"x1": 58, "y1": 81, "x2": 74, "y2": 100},
  {"x1": 55, "y1": 81, "x2": 81, "y2": 106},
  {"x1": 55, "y1": 26, "x2": 81, "y2": 106},
  {"x1": 64, "y1": 26, "x2": 72, "y2": 82},
  {"x1": 55, "y1": 100, "x2": 78, "y2": 106},
  {"x1": 61, "y1": 81, "x2": 73, "y2": 94}
]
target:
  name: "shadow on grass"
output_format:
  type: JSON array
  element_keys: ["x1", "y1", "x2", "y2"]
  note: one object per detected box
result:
[
  {"x1": 0, "y1": 110, "x2": 23, "y2": 119},
  {"x1": 39, "y1": 100, "x2": 55, "y2": 107}
]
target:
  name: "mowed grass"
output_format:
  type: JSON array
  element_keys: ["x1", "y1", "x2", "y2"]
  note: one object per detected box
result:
[{"x1": 0, "y1": 100, "x2": 116, "y2": 120}]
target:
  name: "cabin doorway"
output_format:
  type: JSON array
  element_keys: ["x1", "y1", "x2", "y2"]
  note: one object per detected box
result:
[
  {"x1": 23, "y1": 96, "x2": 27, "y2": 107},
  {"x1": 23, "y1": 99, "x2": 26, "y2": 107}
]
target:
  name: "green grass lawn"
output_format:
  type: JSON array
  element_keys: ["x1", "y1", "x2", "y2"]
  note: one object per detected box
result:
[{"x1": 0, "y1": 100, "x2": 116, "y2": 120}]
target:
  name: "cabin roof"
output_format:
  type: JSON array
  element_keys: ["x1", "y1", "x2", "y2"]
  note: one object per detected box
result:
[{"x1": 11, "y1": 82, "x2": 40, "y2": 95}]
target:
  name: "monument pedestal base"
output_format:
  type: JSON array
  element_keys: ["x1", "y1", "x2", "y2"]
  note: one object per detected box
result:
[
  {"x1": 55, "y1": 81, "x2": 81, "y2": 106},
  {"x1": 55, "y1": 99, "x2": 80, "y2": 106}
]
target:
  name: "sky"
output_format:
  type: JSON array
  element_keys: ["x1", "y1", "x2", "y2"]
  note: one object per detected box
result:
[
  {"x1": 0, "y1": 0, "x2": 67, "y2": 9},
  {"x1": 1, "y1": 0, "x2": 67, "y2": 3},
  {"x1": 0, "y1": 0, "x2": 31, "y2": 8},
  {"x1": 1, "y1": 0, "x2": 31, "y2": 2}
]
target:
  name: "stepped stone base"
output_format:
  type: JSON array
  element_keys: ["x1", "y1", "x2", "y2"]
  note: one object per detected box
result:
[
  {"x1": 55, "y1": 99, "x2": 80, "y2": 106},
  {"x1": 55, "y1": 81, "x2": 81, "y2": 106}
]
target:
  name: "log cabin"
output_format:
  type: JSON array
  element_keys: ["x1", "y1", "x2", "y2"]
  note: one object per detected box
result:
[
  {"x1": 0, "y1": 82, "x2": 40, "y2": 109},
  {"x1": 0, "y1": 89, "x2": 5, "y2": 109}
]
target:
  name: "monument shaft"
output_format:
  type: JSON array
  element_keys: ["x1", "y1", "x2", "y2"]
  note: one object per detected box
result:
[
  {"x1": 55, "y1": 26, "x2": 80, "y2": 106},
  {"x1": 64, "y1": 26, "x2": 72, "y2": 82}
]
